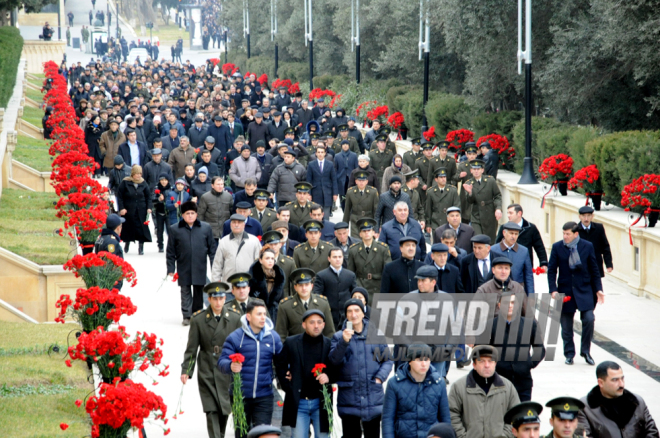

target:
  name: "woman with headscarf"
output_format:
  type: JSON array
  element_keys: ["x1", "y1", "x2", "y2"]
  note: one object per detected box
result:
[
  {"x1": 381, "y1": 154, "x2": 412, "y2": 194},
  {"x1": 248, "y1": 247, "x2": 285, "y2": 322},
  {"x1": 116, "y1": 165, "x2": 153, "y2": 255},
  {"x1": 85, "y1": 114, "x2": 104, "y2": 178}
]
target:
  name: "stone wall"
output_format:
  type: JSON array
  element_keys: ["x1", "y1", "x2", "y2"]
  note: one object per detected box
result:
[{"x1": 22, "y1": 40, "x2": 65, "y2": 74}]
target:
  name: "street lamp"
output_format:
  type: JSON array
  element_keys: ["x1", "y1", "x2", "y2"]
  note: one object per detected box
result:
[
  {"x1": 271, "y1": 0, "x2": 278, "y2": 78},
  {"x1": 418, "y1": 0, "x2": 430, "y2": 135},
  {"x1": 517, "y1": 0, "x2": 537, "y2": 184},
  {"x1": 351, "y1": 0, "x2": 360, "y2": 84},
  {"x1": 146, "y1": 21, "x2": 153, "y2": 43},
  {"x1": 243, "y1": 0, "x2": 250, "y2": 59},
  {"x1": 304, "y1": 0, "x2": 313, "y2": 89},
  {"x1": 116, "y1": 0, "x2": 120, "y2": 38}
]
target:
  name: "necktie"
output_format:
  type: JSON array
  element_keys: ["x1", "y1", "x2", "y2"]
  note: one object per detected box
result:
[
  {"x1": 440, "y1": 189, "x2": 444, "y2": 194},
  {"x1": 241, "y1": 302, "x2": 246, "y2": 313},
  {"x1": 478, "y1": 180, "x2": 481, "y2": 185},
  {"x1": 482, "y1": 259, "x2": 489, "y2": 278},
  {"x1": 304, "y1": 302, "x2": 309, "y2": 310},
  {"x1": 366, "y1": 246, "x2": 370, "y2": 254},
  {"x1": 259, "y1": 211, "x2": 263, "y2": 221},
  {"x1": 312, "y1": 248, "x2": 316, "y2": 254},
  {"x1": 360, "y1": 191, "x2": 363, "y2": 196},
  {"x1": 320, "y1": 161, "x2": 323, "y2": 173},
  {"x1": 215, "y1": 315, "x2": 221, "y2": 322}
]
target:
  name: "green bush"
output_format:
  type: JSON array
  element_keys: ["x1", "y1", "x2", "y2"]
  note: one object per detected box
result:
[
  {"x1": 425, "y1": 93, "x2": 474, "y2": 137},
  {"x1": 277, "y1": 62, "x2": 310, "y2": 83},
  {"x1": 472, "y1": 111, "x2": 522, "y2": 141},
  {"x1": 0, "y1": 27, "x2": 24, "y2": 109},
  {"x1": 511, "y1": 117, "x2": 567, "y2": 172},
  {"x1": 245, "y1": 56, "x2": 276, "y2": 80},
  {"x1": 394, "y1": 90, "x2": 425, "y2": 138},
  {"x1": 386, "y1": 86, "x2": 415, "y2": 112},
  {"x1": 585, "y1": 131, "x2": 660, "y2": 205},
  {"x1": 566, "y1": 126, "x2": 603, "y2": 171}
]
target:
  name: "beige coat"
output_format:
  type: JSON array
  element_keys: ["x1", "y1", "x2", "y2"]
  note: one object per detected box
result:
[
  {"x1": 210, "y1": 232, "x2": 262, "y2": 282},
  {"x1": 99, "y1": 129, "x2": 126, "y2": 169}
]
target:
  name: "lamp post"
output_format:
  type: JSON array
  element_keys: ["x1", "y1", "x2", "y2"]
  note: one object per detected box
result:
[
  {"x1": 116, "y1": 0, "x2": 119, "y2": 38},
  {"x1": 271, "y1": 0, "x2": 278, "y2": 78},
  {"x1": 418, "y1": 0, "x2": 430, "y2": 135},
  {"x1": 517, "y1": 0, "x2": 537, "y2": 184},
  {"x1": 107, "y1": 1, "x2": 110, "y2": 36},
  {"x1": 351, "y1": 0, "x2": 360, "y2": 84},
  {"x1": 304, "y1": 0, "x2": 313, "y2": 89},
  {"x1": 243, "y1": 0, "x2": 250, "y2": 59}
]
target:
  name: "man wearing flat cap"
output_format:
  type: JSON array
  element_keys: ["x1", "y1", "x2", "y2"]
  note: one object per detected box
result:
[
  {"x1": 504, "y1": 401, "x2": 543, "y2": 438},
  {"x1": 181, "y1": 282, "x2": 241, "y2": 438},
  {"x1": 425, "y1": 167, "x2": 461, "y2": 234},
  {"x1": 490, "y1": 221, "x2": 535, "y2": 295},
  {"x1": 276, "y1": 268, "x2": 335, "y2": 342},
  {"x1": 211, "y1": 214, "x2": 262, "y2": 286},
  {"x1": 375, "y1": 177, "x2": 414, "y2": 230},
  {"x1": 275, "y1": 306, "x2": 336, "y2": 438},
  {"x1": 381, "y1": 236, "x2": 425, "y2": 294},
  {"x1": 577, "y1": 206, "x2": 613, "y2": 278},
  {"x1": 330, "y1": 222, "x2": 358, "y2": 267},
  {"x1": 448, "y1": 345, "x2": 520, "y2": 438},
  {"x1": 463, "y1": 158, "x2": 503, "y2": 242},
  {"x1": 461, "y1": 234, "x2": 495, "y2": 294},
  {"x1": 545, "y1": 397, "x2": 584, "y2": 438},
  {"x1": 222, "y1": 202, "x2": 263, "y2": 238},
  {"x1": 476, "y1": 257, "x2": 527, "y2": 317},
  {"x1": 292, "y1": 220, "x2": 333, "y2": 274}
]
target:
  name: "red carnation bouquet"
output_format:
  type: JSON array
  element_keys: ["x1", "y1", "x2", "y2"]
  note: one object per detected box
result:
[
  {"x1": 621, "y1": 174, "x2": 660, "y2": 214},
  {"x1": 312, "y1": 363, "x2": 334, "y2": 435},
  {"x1": 476, "y1": 133, "x2": 514, "y2": 169},
  {"x1": 209, "y1": 58, "x2": 221, "y2": 67},
  {"x1": 257, "y1": 74, "x2": 268, "y2": 86},
  {"x1": 64, "y1": 251, "x2": 137, "y2": 289},
  {"x1": 387, "y1": 112, "x2": 405, "y2": 131},
  {"x1": 538, "y1": 154, "x2": 573, "y2": 182},
  {"x1": 85, "y1": 378, "x2": 168, "y2": 438},
  {"x1": 329, "y1": 94, "x2": 342, "y2": 109},
  {"x1": 229, "y1": 353, "x2": 248, "y2": 436},
  {"x1": 309, "y1": 88, "x2": 337, "y2": 101},
  {"x1": 366, "y1": 105, "x2": 389, "y2": 122},
  {"x1": 222, "y1": 63, "x2": 238, "y2": 75},
  {"x1": 446, "y1": 129, "x2": 474, "y2": 151},
  {"x1": 423, "y1": 126, "x2": 436, "y2": 142},
  {"x1": 55, "y1": 286, "x2": 136, "y2": 331},
  {"x1": 568, "y1": 165, "x2": 601, "y2": 194}
]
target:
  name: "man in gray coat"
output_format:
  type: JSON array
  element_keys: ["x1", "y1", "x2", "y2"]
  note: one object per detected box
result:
[
  {"x1": 267, "y1": 149, "x2": 306, "y2": 207},
  {"x1": 188, "y1": 115, "x2": 210, "y2": 148},
  {"x1": 167, "y1": 201, "x2": 217, "y2": 326},
  {"x1": 198, "y1": 176, "x2": 234, "y2": 242},
  {"x1": 229, "y1": 145, "x2": 261, "y2": 191}
]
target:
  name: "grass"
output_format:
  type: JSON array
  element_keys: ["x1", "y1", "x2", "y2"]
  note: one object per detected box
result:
[
  {"x1": 22, "y1": 106, "x2": 44, "y2": 128},
  {"x1": 26, "y1": 87, "x2": 44, "y2": 103},
  {"x1": 150, "y1": 23, "x2": 190, "y2": 48},
  {"x1": 13, "y1": 135, "x2": 53, "y2": 172},
  {"x1": 0, "y1": 321, "x2": 92, "y2": 437},
  {"x1": 0, "y1": 189, "x2": 74, "y2": 265}
]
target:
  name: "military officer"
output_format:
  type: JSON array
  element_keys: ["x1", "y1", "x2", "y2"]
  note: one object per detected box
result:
[
  {"x1": 432, "y1": 141, "x2": 457, "y2": 185},
  {"x1": 504, "y1": 401, "x2": 543, "y2": 438},
  {"x1": 544, "y1": 397, "x2": 585, "y2": 438},
  {"x1": 250, "y1": 189, "x2": 277, "y2": 231},
  {"x1": 378, "y1": 126, "x2": 397, "y2": 155},
  {"x1": 262, "y1": 230, "x2": 297, "y2": 298},
  {"x1": 456, "y1": 143, "x2": 478, "y2": 223},
  {"x1": 304, "y1": 133, "x2": 321, "y2": 163},
  {"x1": 402, "y1": 170, "x2": 425, "y2": 226},
  {"x1": 464, "y1": 159, "x2": 503, "y2": 242},
  {"x1": 347, "y1": 218, "x2": 392, "y2": 303},
  {"x1": 95, "y1": 213, "x2": 125, "y2": 258},
  {"x1": 425, "y1": 168, "x2": 461, "y2": 234},
  {"x1": 293, "y1": 220, "x2": 333, "y2": 274},
  {"x1": 414, "y1": 141, "x2": 435, "y2": 205},
  {"x1": 332, "y1": 124, "x2": 360, "y2": 154},
  {"x1": 368, "y1": 134, "x2": 394, "y2": 180},
  {"x1": 343, "y1": 171, "x2": 380, "y2": 238},
  {"x1": 222, "y1": 273, "x2": 254, "y2": 315},
  {"x1": 181, "y1": 281, "x2": 242, "y2": 438},
  {"x1": 403, "y1": 138, "x2": 423, "y2": 169},
  {"x1": 275, "y1": 268, "x2": 335, "y2": 342},
  {"x1": 285, "y1": 182, "x2": 314, "y2": 227}
]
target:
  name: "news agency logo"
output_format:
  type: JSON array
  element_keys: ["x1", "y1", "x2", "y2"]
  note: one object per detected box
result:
[{"x1": 366, "y1": 292, "x2": 564, "y2": 362}]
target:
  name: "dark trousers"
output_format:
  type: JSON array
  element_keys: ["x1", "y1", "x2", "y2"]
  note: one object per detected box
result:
[
  {"x1": 561, "y1": 310, "x2": 595, "y2": 359},
  {"x1": 517, "y1": 387, "x2": 532, "y2": 402},
  {"x1": 206, "y1": 411, "x2": 228, "y2": 438},
  {"x1": 341, "y1": 415, "x2": 381, "y2": 438},
  {"x1": 181, "y1": 284, "x2": 204, "y2": 318},
  {"x1": 237, "y1": 394, "x2": 274, "y2": 438},
  {"x1": 155, "y1": 213, "x2": 169, "y2": 249}
]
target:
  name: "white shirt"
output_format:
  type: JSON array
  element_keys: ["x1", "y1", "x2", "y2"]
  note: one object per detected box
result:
[
  {"x1": 478, "y1": 258, "x2": 490, "y2": 275},
  {"x1": 330, "y1": 265, "x2": 342, "y2": 275}
]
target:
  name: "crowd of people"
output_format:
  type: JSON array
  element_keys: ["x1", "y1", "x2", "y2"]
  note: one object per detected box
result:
[{"x1": 51, "y1": 53, "x2": 657, "y2": 438}]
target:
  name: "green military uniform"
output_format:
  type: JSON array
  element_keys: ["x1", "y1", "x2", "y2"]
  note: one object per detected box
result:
[
  {"x1": 544, "y1": 397, "x2": 585, "y2": 438},
  {"x1": 456, "y1": 159, "x2": 474, "y2": 223},
  {"x1": 426, "y1": 185, "x2": 460, "y2": 230},
  {"x1": 250, "y1": 207, "x2": 277, "y2": 231},
  {"x1": 277, "y1": 254, "x2": 297, "y2": 297},
  {"x1": 275, "y1": 268, "x2": 335, "y2": 342},
  {"x1": 347, "y1": 219, "x2": 392, "y2": 303},
  {"x1": 370, "y1": 128, "x2": 396, "y2": 155},
  {"x1": 504, "y1": 401, "x2": 543, "y2": 437},
  {"x1": 432, "y1": 157, "x2": 458, "y2": 186},
  {"x1": 293, "y1": 241, "x2": 332, "y2": 274},
  {"x1": 466, "y1": 160, "x2": 502, "y2": 241},
  {"x1": 181, "y1": 282, "x2": 242, "y2": 438},
  {"x1": 403, "y1": 150, "x2": 423, "y2": 170},
  {"x1": 369, "y1": 147, "x2": 394, "y2": 180},
  {"x1": 333, "y1": 125, "x2": 361, "y2": 154},
  {"x1": 342, "y1": 183, "x2": 379, "y2": 238},
  {"x1": 286, "y1": 200, "x2": 312, "y2": 228},
  {"x1": 402, "y1": 170, "x2": 424, "y2": 223}
]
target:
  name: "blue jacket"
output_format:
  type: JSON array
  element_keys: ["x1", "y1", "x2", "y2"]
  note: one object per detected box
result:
[
  {"x1": 207, "y1": 123, "x2": 234, "y2": 158},
  {"x1": 379, "y1": 217, "x2": 427, "y2": 261},
  {"x1": 218, "y1": 315, "x2": 283, "y2": 399},
  {"x1": 547, "y1": 238, "x2": 602, "y2": 313},
  {"x1": 160, "y1": 121, "x2": 186, "y2": 139},
  {"x1": 329, "y1": 319, "x2": 394, "y2": 420},
  {"x1": 382, "y1": 363, "x2": 451, "y2": 438},
  {"x1": 300, "y1": 120, "x2": 320, "y2": 146},
  {"x1": 307, "y1": 159, "x2": 338, "y2": 207},
  {"x1": 165, "y1": 188, "x2": 191, "y2": 225},
  {"x1": 334, "y1": 150, "x2": 359, "y2": 195},
  {"x1": 491, "y1": 243, "x2": 535, "y2": 295},
  {"x1": 221, "y1": 216, "x2": 263, "y2": 238}
]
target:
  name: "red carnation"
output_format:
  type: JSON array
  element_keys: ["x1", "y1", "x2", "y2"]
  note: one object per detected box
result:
[
  {"x1": 563, "y1": 296, "x2": 571, "y2": 303},
  {"x1": 229, "y1": 353, "x2": 245, "y2": 363},
  {"x1": 75, "y1": 399, "x2": 83, "y2": 407},
  {"x1": 60, "y1": 423, "x2": 69, "y2": 431},
  {"x1": 155, "y1": 189, "x2": 161, "y2": 194},
  {"x1": 172, "y1": 273, "x2": 179, "y2": 282},
  {"x1": 311, "y1": 363, "x2": 327, "y2": 376}
]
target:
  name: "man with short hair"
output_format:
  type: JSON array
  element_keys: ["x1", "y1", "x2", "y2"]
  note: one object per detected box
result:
[
  {"x1": 578, "y1": 361, "x2": 658, "y2": 437},
  {"x1": 219, "y1": 299, "x2": 283, "y2": 438},
  {"x1": 490, "y1": 222, "x2": 535, "y2": 295},
  {"x1": 307, "y1": 145, "x2": 338, "y2": 218},
  {"x1": 448, "y1": 345, "x2": 520, "y2": 438},
  {"x1": 293, "y1": 220, "x2": 333, "y2": 274},
  {"x1": 548, "y1": 222, "x2": 604, "y2": 366},
  {"x1": 379, "y1": 201, "x2": 426, "y2": 261},
  {"x1": 211, "y1": 213, "x2": 262, "y2": 284},
  {"x1": 495, "y1": 204, "x2": 547, "y2": 270},
  {"x1": 347, "y1": 218, "x2": 392, "y2": 303},
  {"x1": 253, "y1": 141, "x2": 274, "y2": 190},
  {"x1": 380, "y1": 236, "x2": 425, "y2": 294},
  {"x1": 271, "y1": 211, "x2": 303, "y2": 252},
  {"x1": 268, "y1": 151, "x2": 307, "y2": 209},
  {"x1": 168, "y1": 135, "x2": 197, "y2": 179},
  {"x1": 167, "y1": 201, "x2": 217, "y2": 326},
  {"x1": 195, "y1": 149, "x2": 221, "y2": 179},
  {"x1": 222, "y1": 202, "x2": 263, "y2": 238},
  {"x1": 435, "y1": 206, "x2": 475, "y2": 254},
  {"x1": 143, "y1": 148, "x2": 173, "y2": 191},
  {"x1": 312, "y1": 248, "x2": 357, "y2": 328},
  {"x1": 118, "y1": 129, "x2": 149, "y2": 167},
  {"x1": 198, "y1": 176, "x2": 234, "y2": 242},
  {"x1": 545, "y1": 397, "x2": 585, "y2": 438},
  {"x1": 375, "y1": 177, "x2": 413, "y2": 230},
  {"x1": 577, "y1": 206, "x2": 613, "y2": 278},
  {"x1": 460, "y1": 234, "x2": 495, "y2": 294},
  {"x1": 302, "y1": 204, "x2": 335, "y2": 243}
]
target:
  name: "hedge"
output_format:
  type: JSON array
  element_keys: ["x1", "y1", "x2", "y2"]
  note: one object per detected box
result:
[
  {"x1": 0, "y1": 27, "x2": 24, "y2": 109},
  {"x1": 425, "y1": 93, "x2": 474, "y2": 137},
  {"x1": 471, "y1": 111, "x2": 522, "y2": 141}
]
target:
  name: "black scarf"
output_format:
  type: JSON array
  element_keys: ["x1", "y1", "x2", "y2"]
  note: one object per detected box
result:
[
  {"x1": 471, "y1": 369, "x2": 494, "y2": 394},
  {"x1": 587, "y1": 385, "x2": 638, "y2": 429}
]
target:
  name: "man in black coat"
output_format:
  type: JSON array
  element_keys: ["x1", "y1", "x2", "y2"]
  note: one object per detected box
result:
[
  {"x1": 577, "y1": 206, "x2": 613, "y2": 278},
  {"x1": 480, "y1": 141, "x2": 499, "y2": 179},
  {"x1": 312, "y1": 248, "x2": 358, "y2": 328},
  {"x1": 207, "y1": 116, "x2": 234, "y2": 158},
  {"x1": 166, "y1": 201, "x2": 217, "y2": 326},
  {"x1": 495, "y1": 203, "x2": 548, "y2": 270},
  {"x1": 253, "y1": 142, "x2": 274, "y2": 190},
  {"x1": 118, "y1": 129, "x2": 150, "y2": 167},
  {"x1": 245, "y1": 113, "x2": 270, "y2": 152},
  {"x1": 381, "y1": 236, "x2": 424, "y2": 295},
  {"x1": 460, "y1": 234, "x2": 494, "y2": 294},
  {"x1": 434, "y1": 206, "x2": 475, "y2": 254},
  {"x1": 428, "y1": 243, "x2": 464, "y2": 293},
  {"x1": 274, "y1": 309, "x2": 336, "y2": 438},
  {"x1": 295, "y1": 101, "x2": 313, "y2": 137}
]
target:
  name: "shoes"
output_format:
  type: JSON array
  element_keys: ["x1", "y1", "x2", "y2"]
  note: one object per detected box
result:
[
  {"x1": 456, "y1": 359, "x2": 471, "y2": 369},
  {"x1": 565, "y1": 357, "x2": 574, "y2": 365},
  {"x1": 158, "y1": 247, "x2": 164, "y2": 253},
  {"x1": 124, "y1": 242, "x2": 130, "y2": 253},
  {"x1": 138, "y1": 242, "x2": 144, "y2": 255},
  {"x1": 581, "y1": 353, "x2": 595, "y2": 365},
  {"x1": 182, "y1": 318, "x2": 190, "y2": 326}
]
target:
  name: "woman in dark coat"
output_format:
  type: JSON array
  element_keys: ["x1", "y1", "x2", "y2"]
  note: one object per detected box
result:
[
  {"x1": 116, "y1": 165, "x2": 153, "y2": 255},
  {"x1": 248, "y1": 248, "x2": 285, "y2": 322},
  {"x1": 85, "y1": 115, "x2": 104, "y2": 177}
]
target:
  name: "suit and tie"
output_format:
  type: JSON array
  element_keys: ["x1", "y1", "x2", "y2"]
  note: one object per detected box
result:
[
  {"x1": 307, "y1": 159, "x2": 338, "y2": 217},
  {"x1": 312, "y1": 266, "x2": 358, "y2": 328},
  {"x1": 227, "y1": 122, "x2": 244, "y2": 139},
  {"x1": 118, "y1": 141, "x2": 150, "y2": 167},
  {"x1": 460, "y1": 252, "x2": 494, "y2": 294},
  {"x1": 434, "y1": 263, "x2": 464, "y2": 294}
]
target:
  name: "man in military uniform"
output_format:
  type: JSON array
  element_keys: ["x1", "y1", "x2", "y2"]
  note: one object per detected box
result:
[
  {"x1": 403, "y1": 138, "x2": 423, "y2": 169},
  {"x1": 368, "y1": 134, "x2": 394, "y2": 180},
  {"x1": 250, "y1": 189, "x2": 277, "y2": 231},
  {"x1": 545, "y1": 397, "x2": 585, "y2": 438},
  {"x1": 181, "y1": 282, "x2": 242, "y2": 438},
  {"x1": 504, "y1": 402, "x2": 544, "y2": 438},
  {"x1": 347, "y1": 218, "x2": 392, "y2": 303},
  {"x1": 275, "y1": 268, "x2": 335, "y2": 342},
  {"x1": 286, "y1": 182, "x2": 314, "y2": 227},
  {"x1": 432, "y1": 141, "x2": 457, "y2": 185},
  {"x1": 95, "y1": 214, "x2": 125, "y2": 288},
  {"x1": 425, "y1": 168, "x2": 460, "y2": 234},
  {"x1": 332, "y1": 124, "x2": 360, "y2": 154},
  {"x1": 402, "y1": 170, "x2": 425, "y2": 227},
  {"x1": 293, "y1": 220, "x2": 333, "y2": 273},
  {"x1": 456, "y1": 143, "x2": 478, "y2": 223},
  {"x1": 373, "y1": 126, "x2": 397, "y2": 155},
  {"x1": 222, "y1": 273, "x2": 254, "y2": 314},
  {"x1": 342, "y1": 171, "x2": 379, "y2": 238},
  {"x1": 414, "y1": 141, "x2": 435, "y2": 205},
  {"x1": 261, "y1": 230, "x2": 297, "y2": 298},
  {"x1": 464, "y1": 159, "x2": 503, "y2": 242}
]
